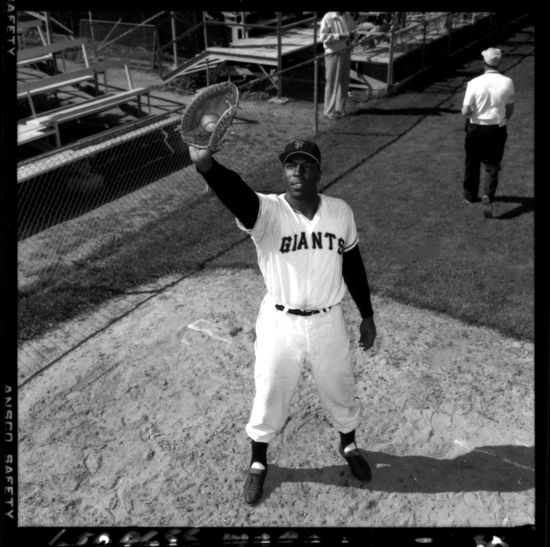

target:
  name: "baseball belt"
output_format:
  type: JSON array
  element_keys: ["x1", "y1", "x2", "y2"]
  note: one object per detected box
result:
[{"x1": 275, "y1": 304, "x2": 333, "y2": 316}]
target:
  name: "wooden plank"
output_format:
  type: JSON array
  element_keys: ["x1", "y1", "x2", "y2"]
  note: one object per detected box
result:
[
  {"x1": 161, "y1": 50, "x2": 211, "y2": 81},
  {"x1": 17, "y1": 68, "x2": 95, "y2": 98},
  {"x1": 175, "y1": 58, "x2": 225, "y2": 76},
  {"x1": 206, "y1": 48, "x2": 280, "y2": 65},
  {"x1": 17, "y1": 39, "x2": 85, "y2": 64},
  {"x1": 231, "y1": 28, "x2": 316, "y2": 48},
  {"x1": 37, "y1": 88, "x2": 149, "y2": 124},
  {"x1": 17, "y1": 19, "x2": 44, "y2": 32},
  {"x1": 17, "y1": 122, "x2": 57, "y2": 146}
]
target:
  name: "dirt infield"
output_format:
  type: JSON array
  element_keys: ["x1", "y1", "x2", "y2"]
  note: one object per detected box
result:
[
  {"x1": 17, "y1": 24, "x2": 534, "y2": 531},
  {"x1": 19, "y1": 269, "x2": 534, "y2": 527}
]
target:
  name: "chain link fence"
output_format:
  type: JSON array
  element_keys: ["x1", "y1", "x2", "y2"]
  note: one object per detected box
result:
[{"x1": 17, "y1": 10, "x2": 526, "y2": 384}]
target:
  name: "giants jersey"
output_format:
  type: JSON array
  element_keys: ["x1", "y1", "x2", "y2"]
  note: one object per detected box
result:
[{"x1": 237, "y1": 193, "x2": 358, "y2": 310}]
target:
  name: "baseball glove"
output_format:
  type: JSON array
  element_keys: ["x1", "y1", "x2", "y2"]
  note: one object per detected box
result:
[{"x1": 179, "y1": 81, "x2": 239, "y2": 152}]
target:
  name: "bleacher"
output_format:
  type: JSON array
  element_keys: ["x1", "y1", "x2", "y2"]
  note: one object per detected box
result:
[{"x1": 17, "y1": 14, "x2": 152, "y2": 151}]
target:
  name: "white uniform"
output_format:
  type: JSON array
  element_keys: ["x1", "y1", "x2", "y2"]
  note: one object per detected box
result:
[{"x1": 237, "y1": 192, "x2": 362, "y2": 443}]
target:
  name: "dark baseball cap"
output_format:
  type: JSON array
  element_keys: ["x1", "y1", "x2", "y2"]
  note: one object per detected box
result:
[{"x1": 279, "y1": 140, "x2": 321, "y2": 168}]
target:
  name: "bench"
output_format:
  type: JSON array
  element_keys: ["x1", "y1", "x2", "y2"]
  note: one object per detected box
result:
[
  {"x1": 18, "y1": 68, "x2": 97, "y2": 117},
  {"x1": 17, "y1": 38, "x2": 89, "y2": 69},
  {"x1": 17, "y1": 68, "x2": 96, "y2": 100},
  {"x1": 35, "y1": 88, "x2": 149, "y2": 123},
  {"x1": 18, "y1": 88, "x2": 151, "y2": 147},
  {"x1": 17, "y1": 18, "x2": 47, "y2": 47},
  {"x1": 18, "y1": 120, "x2": 60, "y2": 147},
  {"x1": 17, "y1": 19, "x2": 44, "y2": 32}
]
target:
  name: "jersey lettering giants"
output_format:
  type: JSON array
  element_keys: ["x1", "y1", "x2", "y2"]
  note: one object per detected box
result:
[
  {"x1": 237, "y1": 193, "x2": 359, "y2": 310},
  {"x1": 279, "y1": 231, "x2": 345, "y2": 254}
]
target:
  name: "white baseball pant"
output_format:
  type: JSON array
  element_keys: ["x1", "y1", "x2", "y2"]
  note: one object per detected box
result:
[{"x1": 245, "y1": 295, "x2": 362, "y2": 443}]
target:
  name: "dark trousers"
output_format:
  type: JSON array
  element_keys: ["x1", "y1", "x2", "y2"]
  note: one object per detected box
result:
[{"x1": 463, "y1": 124, "x2": 508, "y2": 201}]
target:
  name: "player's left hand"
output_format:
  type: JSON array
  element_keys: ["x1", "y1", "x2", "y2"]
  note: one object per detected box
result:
[{"x1": 359, "y1": 316, "x2": 376, "y2": 351}]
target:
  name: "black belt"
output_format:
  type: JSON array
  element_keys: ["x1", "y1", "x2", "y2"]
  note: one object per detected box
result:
[
  {"x1": 470, "y1": 122, "x2": 502, "y2": 127},
  {"x1": 275, "y1": 304, "x2": 333, "y2": 316}
]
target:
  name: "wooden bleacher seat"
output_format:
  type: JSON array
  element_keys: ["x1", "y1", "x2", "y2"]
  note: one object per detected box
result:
[
  {"x1": 18, "y1": 87, "x2": 151, "y2": 147},
  {"x1": 18, "y1": 120, "x2": 60, "y2": 147},
  {"x1": 39, "y1": 88, "x2": 150, "y2": 124},
  {"x1": 17, "y1": 38, "x2": 89, "y2": 68},
  {"x1": 17, "y1": 68, "x2": 95, "y2": 99},
  {"x1": 17, "y1": 18, "x2": 47, "y2": 47},
  {"x1": 17, "y1": 19, "x2": 45, "y2": 32},
  {"x1": 18, "y1": 68, "x2": 96, "y2": 118}
]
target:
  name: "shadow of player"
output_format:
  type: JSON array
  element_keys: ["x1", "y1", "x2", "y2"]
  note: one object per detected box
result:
[{"x1": 260, "y1": 444, "x2": 534, "y2": 502}]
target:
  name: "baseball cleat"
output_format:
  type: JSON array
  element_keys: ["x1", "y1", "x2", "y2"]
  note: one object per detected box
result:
[
  {"x1": 243, "y1": 466, "x2": 267, "y2": 504},
  {"x1": 482, "y1": 195, "x2": 494, "y2": 218},
  {"x1": 339, "y1": 445, "x2": 372, "y2": 482}
]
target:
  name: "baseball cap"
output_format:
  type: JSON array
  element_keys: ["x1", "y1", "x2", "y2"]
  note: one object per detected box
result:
[
  {"x1": 481, "y1": 47, "x2": 502, "y2": 66},
  {"x1": 279, "y1": 139, "x2": 321, "y2": 168}
]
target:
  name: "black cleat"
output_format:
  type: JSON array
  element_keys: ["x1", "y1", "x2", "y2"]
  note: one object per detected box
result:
[
  {"x1": 243, "y1": 466, "x2": 267, "y2": 504},
  {"x1": 340, "y1": 445, "x2": 372, "y2": 482}
]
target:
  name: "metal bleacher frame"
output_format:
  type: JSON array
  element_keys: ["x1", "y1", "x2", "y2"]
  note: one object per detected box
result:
[{"x1": 17, "y1": 18, "x2": 152, "y2": 149}]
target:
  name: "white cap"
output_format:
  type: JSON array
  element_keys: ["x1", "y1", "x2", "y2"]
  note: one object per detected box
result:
[{"x1": 481, "y1": 47, "x2": 502, "y2": 66}]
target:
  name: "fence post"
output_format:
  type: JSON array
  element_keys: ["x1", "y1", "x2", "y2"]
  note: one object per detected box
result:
[
  {"x1": 86, "y1": 11, "x2": 95, "y2": 43},
  {"x1": 421, "y1": 14, "x2": 427, "y2": 69},
  {"x1": 446, "y1": 13, "x2": 453, "y2": 58},
  {"x1": 313, "y1": 15, "x2": 319, "y2": 137},
  {"x1": 387, "y1": 12, "x2": 397, "y2": 95},
  {"x1": 44, "y1": 11, "x2": 56, "y2": 72},
  {"x1": 203, "y1": 12, "x2": 210, "y2": 86},
  {"x1": 277, "y1": 12, "x2": 283, "y2": 99},
  {"x1": 171, "y1": 11, "x2": 178, "y2": 70}
]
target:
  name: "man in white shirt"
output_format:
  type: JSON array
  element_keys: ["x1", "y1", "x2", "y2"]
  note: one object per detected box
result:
[
  {"x1": 320, "y1": 12, "x2": 357, "y2": 119},
  {"x1": 462, "y1": 47, "x2": 515, "y2": 218}
]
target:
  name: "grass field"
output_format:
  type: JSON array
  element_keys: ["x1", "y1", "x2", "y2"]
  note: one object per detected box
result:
[{"x1": 17, "y1": 30, "x2": 534, "y2": 344}]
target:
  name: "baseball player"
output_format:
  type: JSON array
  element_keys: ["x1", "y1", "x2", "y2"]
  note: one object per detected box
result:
[
  {"x1": 462, "y1": 47, "x2": 515, "y2": 218},
  {"x1": 188, "y1": 139, "x2": 377, "y2": 505}
]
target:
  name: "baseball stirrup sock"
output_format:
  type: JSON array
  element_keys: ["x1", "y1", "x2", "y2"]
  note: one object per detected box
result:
[
  {"x1": 340, "y1": 430, "x2": 356, "y2": 452},
  {"x1": 250, "y1": 440, "x2": 268, "y2": 469}
]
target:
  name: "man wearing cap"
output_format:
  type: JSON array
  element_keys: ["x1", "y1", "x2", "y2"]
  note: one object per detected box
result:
[
  {"x1": 462, "y1": 47, "x2": 515, "y2": 218},
  {"x1": 188, "y1": 139, "x2": 377, "y2": 505}
]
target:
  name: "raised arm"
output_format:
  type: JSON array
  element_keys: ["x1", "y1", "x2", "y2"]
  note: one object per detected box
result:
[{"x1": 188, "y1": 146, "x2": 260, "y2": 230}]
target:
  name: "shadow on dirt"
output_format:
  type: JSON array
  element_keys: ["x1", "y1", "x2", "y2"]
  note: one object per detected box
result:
[{"x1": 262, "y1": 444, "x2": 534, "y2": 499}]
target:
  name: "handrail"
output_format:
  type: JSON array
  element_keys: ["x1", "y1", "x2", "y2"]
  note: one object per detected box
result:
[{"x1": 205, "y1": 15, "x2": 317, "y2": 34}]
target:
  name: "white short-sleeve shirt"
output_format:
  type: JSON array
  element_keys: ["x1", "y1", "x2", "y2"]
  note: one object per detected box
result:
[
  {"x1": 319, "y1": 12, "x2": 357, "y2": 54},
  {"x1": 237, "y1": 193, "x2": 358, "y2": 310},
  {"x1": 463, "y1": 70, "x2": 515, "y2": 126}
]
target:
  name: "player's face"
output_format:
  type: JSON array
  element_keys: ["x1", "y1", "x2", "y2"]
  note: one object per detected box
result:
[{"x1": 283, "y1": 155, "x2": 320, "y2": 200}]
